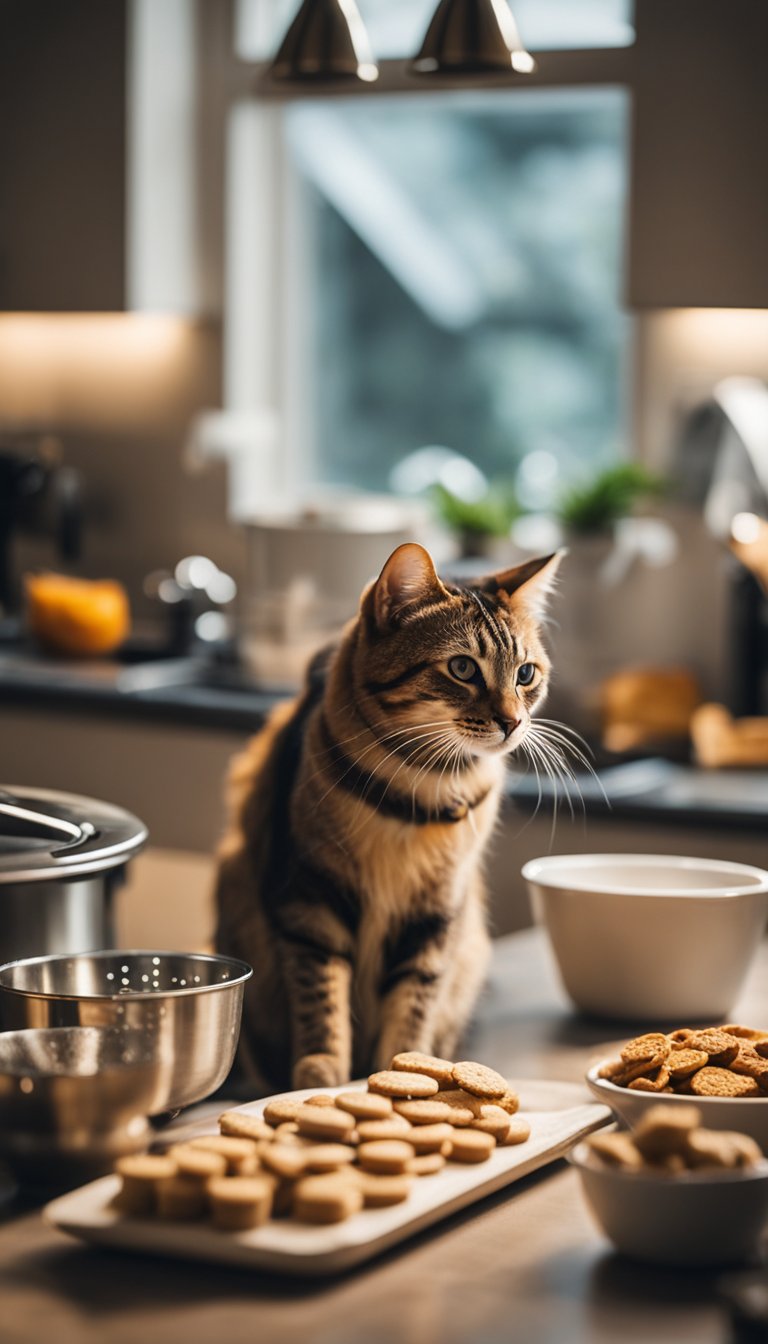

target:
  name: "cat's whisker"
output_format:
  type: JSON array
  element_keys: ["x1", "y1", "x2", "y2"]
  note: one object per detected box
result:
[
  {"x1": 310, "y1": 725, "x2": 455, "y2": 811},
  {"x1": 523, "y1": 732, "x2": 570, "y2": 833},
  {"x1": 342, "y1": 729, "x2": 457, "y2": 835},
  {"x1": 528, "y1": 721, "x2": 610, "y2": 810}
]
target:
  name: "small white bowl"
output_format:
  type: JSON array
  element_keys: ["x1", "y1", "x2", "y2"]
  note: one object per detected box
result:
[
  {"x1": 570, "y1": 1140, "x2": 768, "y2": 1266},
  {"x1": 586, "y1": 1063, "x2": 768, "y2": 1152},
  {"x1": 522, "y1": 853, "x2": 768, "y2": 1020}
]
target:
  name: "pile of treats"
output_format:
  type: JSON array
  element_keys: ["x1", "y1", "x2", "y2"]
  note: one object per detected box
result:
[
  {"x1": 114, "y1": 1053, "x2": 529, "y2": 1230},
  {"x1": 585, "y1": 1103, "x2": 762, "y2": 1173},
  {"x1": 598, "y1": 1025, "x2": 768, "y2": 1096}
]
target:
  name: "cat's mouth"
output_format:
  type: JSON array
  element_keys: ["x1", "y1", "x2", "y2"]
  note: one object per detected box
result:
[{"x1": 457, "y1": 723, "x2": 528, "y2": 757}]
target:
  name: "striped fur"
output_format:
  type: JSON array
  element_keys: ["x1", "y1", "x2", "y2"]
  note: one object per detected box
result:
[{"x1": 215, "y1": 544, "x2": 562, "y2": 1092}]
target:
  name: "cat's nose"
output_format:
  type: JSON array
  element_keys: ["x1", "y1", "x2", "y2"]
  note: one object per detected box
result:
[{"x1": 495, "y1": 717, "x2": 521, "y2": 739}]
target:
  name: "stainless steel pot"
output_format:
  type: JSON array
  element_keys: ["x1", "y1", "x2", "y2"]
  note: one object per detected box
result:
[{"x1": 0, "y1": 786, "x2": 147, "y2": 964}]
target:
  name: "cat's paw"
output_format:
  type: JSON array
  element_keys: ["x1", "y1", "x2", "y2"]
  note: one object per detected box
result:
[{"x1": 292, "y1": 1053, "x2": 348, "y2": 1091}]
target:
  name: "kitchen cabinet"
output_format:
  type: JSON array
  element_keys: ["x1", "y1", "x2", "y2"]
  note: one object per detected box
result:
[
  {"x1": 0, "y1": 0, "x2": 204, "y2": 312},
  {"x1": 628, "y1": 0, "x2": 768, "y2": 308}
]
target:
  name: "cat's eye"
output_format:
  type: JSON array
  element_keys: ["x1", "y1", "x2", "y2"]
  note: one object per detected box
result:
[
  {"x1": 448, "y1": 655, "x2": 479, "y2": 683},
  {"x1": 517, "y1": 662, "x2": 537, "y2": 686}
]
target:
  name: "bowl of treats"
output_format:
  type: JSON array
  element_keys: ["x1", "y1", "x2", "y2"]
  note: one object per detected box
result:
[
  {"x1": 587, "y1": 1026, "x2": 768, "y2": 1151},
  {"x1": 0, "y1": 950, "x2": 252, "y2": 1115},
  {"x1": 570, "y1": 1103, "x2": 768, "y2": 1266},
  {"x1": 522, "y1": 853, "x2": 768, "y2": 1020}
]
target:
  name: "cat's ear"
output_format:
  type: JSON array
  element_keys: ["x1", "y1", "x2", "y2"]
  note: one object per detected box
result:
[
  {"x1": 365, "y1": 543, "x2": 449, "y2": 630},
  {"x1": 478, "y1": 550, "x2": 566, "y2": 617}
]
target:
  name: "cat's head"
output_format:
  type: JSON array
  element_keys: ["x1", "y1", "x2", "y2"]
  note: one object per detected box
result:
[{"x1": 355, "y1": 543, "x2": 564, "y2": 760}]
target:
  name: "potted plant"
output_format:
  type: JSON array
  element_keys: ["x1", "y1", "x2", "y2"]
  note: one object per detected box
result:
[{"x1": 432, "y1": 482, "x2": 521, "y2": 560}]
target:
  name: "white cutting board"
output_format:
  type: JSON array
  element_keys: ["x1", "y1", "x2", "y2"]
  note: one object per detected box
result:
[{"x1": 45, "y1": 1079, "x2": 610, "y2": 1276}]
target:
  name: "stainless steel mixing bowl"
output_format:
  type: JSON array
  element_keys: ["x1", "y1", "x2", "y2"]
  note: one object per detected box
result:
[
  {"x1": 0, "y1": 950, "x2": 252, "y2": 1114},
  {"x1": 0, "y1": 1025, "x2": 162, "y2": 1181}
]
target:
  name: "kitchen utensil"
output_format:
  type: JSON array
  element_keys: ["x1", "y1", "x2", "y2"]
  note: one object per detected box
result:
[
  {"x1": 569, "y1": 1139, "x2": 768, "y2": 1266},
  {"x1": 523, "y1": 853, "x2": 768, "y2": 1020},
  {"x1": 585, "y1": 1063, "x2": 768, "y2": 1152},
  {"x1": 0, "y1": 1025, "x2": 165, "y2": 1182},
  {"x1": 0, "y1": 785, "x2": 147, "y2": 963},
  {"x1": 45, "y1": 1078, "x2": 610, "y2": 1276},
  {"x1": 0, "y1": 949, "x2": 252, "y2": 1114}
]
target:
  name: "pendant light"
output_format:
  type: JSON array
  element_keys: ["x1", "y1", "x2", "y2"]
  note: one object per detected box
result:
[
  {"x1": 269, "y1": 0, "x2": 379, "y2": 84},
  {"x1": 411, "y1": 0, "x2": 536, "y2": 76}
]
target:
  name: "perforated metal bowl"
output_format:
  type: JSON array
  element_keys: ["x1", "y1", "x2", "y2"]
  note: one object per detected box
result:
[{"x1": 0, "y1": 950, "x2": 252, "y2": 1114}]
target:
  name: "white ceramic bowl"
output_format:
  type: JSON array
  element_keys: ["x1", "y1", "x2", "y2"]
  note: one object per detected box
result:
[
  {"x1": 586, "y1": 1063, "x2": 768, "y2": 1151},
  {"x1": 570, "y1": 1140, "x2": 768, "y2": 1266},
  {"x1": 522, "y1": 853, "x2": 768, "y2": 1021}
]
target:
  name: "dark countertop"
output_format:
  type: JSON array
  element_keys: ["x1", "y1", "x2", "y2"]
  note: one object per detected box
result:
[
  {"x1": 1, "y1": 647, "x2": 767, "y2": 828},
  {"x1": 0, "y1": 927, "x2": 764, "y2": 1344}
]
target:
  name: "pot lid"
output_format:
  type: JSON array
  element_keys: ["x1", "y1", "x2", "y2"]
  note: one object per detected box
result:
[{"x1": 0, "y1": 786, "x2": 148, "y2": 884}]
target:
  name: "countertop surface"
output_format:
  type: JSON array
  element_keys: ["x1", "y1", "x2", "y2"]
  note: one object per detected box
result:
[
  {"x1": 1, "y1": 646, "x2": 766, "y2": 828},
  {"x1": 0, "y1": 926, "x2": 766, "y2": 1344}
]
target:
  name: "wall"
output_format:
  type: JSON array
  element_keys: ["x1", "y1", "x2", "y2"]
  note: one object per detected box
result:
[{"x1": 0, "y1": 314, "x2": 244, "y2": 622}]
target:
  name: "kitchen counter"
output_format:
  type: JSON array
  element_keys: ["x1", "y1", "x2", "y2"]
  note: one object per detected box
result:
[
  {"x1": 0, "y1": 926, "x2": 765, "y2": 1344},
  {"x1": 2, "y1": 648, "x2": 767, "y2": 832},
  {"x1": 0, "y1": 647, "x2": 288, "y2": 732}
]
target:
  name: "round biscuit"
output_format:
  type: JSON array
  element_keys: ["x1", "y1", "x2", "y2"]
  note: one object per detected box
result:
[
  {"x1": 293, "y1": 1174, "x2": 363, "y2": 1224},
  {"x1": 367, "y1": 1070, "x2": 439, "y2": 1099},
  {"x1": 357, "y1": 1172, "x2": 413, "y2": 1207},
  {"x1": 219, "y1": 1111, "x2": 275, "y2": 1143},
  {"x1": 500, "y1": 1117, "x2": 531, "y2": 1146},
  {"x1": 335, "y1": 1091, "x2": 393, "y2": 1120},
  {"x1": 357, "y1": 1139, "x2": 416, "y2": 1174},
  {"x1": 393, "y1": 1098, "x2": 458, "y2": 1125},
  {"x1": 356, "y1": 1117, "x2": 413, "y2": 1143},
  {"x1": 263, "y1": 1098, "x2": 302, "y2": 1126},
  {"x1": 301, "y1": 1144, "x2": 357, "y2": 1173},
  {"x1": 295, "y1": 1104, "x2": 356, "y2": 1141},
  {"x1": 433, "y1": 1090, "x2": 480, "y2": 1125},
  {"x1": 470, "y1": 1104, "x2": 512, "y2": 1141},
  {"x1": 208, "y1": 1175, "x2": 274, "y2": 1230},
  {"x1": 390, "y1": 1052, "x2": 455, "y2": 1085},
  {"x1": 408, "y1": 1151, "x2": 446, "y2": 1176},
  {"x1": 620, "y1": 1033, "x2": 671, "y2": 1064},
  {"x1": 405, "y1": 1122, "x2": 455, "y2": 1154},
  {"x1": 689, "y1": 1066, "x2": 761, "y2": 1097},
  {"x1": 446, "y1": 1128, "x2": 496, "y2": 1163},
  {"x1": 259, "y1": 1143, "x2": 309, "y2": 1181},
  {"x1": 451, "y1": 1061, "x2": 509, "y2": 1100}
]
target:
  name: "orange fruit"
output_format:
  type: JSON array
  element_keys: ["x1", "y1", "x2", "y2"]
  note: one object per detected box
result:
[{"x1": 25, "y1": 573, "x2": 130, "y2": 656}]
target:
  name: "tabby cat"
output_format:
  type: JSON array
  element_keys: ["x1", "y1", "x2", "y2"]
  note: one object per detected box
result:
[{"x1": 215, "y1": 542, "x2": 563, "y2": 1092}]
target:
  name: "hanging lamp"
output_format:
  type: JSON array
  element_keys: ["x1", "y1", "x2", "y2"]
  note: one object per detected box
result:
[
  {"x1": 411, "y1": 0, "x2": 536, "y2": 76},
  {"x1": 269, "y1": 0, "x2": 379, "y2": 83}
]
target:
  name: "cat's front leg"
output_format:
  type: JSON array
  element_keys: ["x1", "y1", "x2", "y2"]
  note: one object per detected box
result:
[
  {"x1": 374, "y1": 909, "x2": 450, "y2": 1069},
  {"x1": 280, "y1": 940, "x2": 353, "y2": 1090}
]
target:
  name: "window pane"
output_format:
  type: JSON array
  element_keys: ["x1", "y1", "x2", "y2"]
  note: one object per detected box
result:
[
  {"x1": 284, "y1": 88, "x2": 629, "y2": 495},
  {"x1": 236, "y1": 0, "x2": 634, "y2": 61}
]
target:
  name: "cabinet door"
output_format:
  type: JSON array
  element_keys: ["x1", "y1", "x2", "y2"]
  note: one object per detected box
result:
[
  {"x1": 628, "y1": 0, "x2": 768, "y2": 309},
  {"x1": 0, "y1": 0, "x2": 126, "y2": 311}
]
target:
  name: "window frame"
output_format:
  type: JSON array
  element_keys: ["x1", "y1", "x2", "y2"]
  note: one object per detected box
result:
[{"x1": 202, "y1": 0, "x2": 637, "y2": 511}]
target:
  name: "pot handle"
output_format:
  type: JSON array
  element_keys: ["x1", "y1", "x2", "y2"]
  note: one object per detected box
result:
[{"x1": 0, "y1": 798, "x2": 94, "y2": 851}]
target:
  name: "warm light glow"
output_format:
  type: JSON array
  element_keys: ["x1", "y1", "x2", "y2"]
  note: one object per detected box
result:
[
  {"x1": 0, "y1": 313, "x2": 202, "y2": 427},
  {"x1": 731, "y1": 512, "x2": 763, "y2": 544},
  {"x1": 0, "y1": 313, "x2": 191, "y2": 363}
]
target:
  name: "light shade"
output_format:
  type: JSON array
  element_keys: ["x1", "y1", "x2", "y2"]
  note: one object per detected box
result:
[
  {"x1": 412, "y1": 0, "x2": 536, "y2": 76},
  {"x1": 269, "y1": 0, "x2": 379, "y2": 83}
]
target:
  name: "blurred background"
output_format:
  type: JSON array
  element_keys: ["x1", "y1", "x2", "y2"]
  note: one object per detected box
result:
[{"x1": 1, "y1": 0, "x2": 767, "y2": 952}]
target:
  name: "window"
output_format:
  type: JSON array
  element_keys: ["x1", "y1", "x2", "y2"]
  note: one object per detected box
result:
[
  {"x1": 285, "y1": 88, "x2": 629, "y2": 496},
  {"x1": 226, "y1": 1, "x2": 632, "y2": 511}
]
